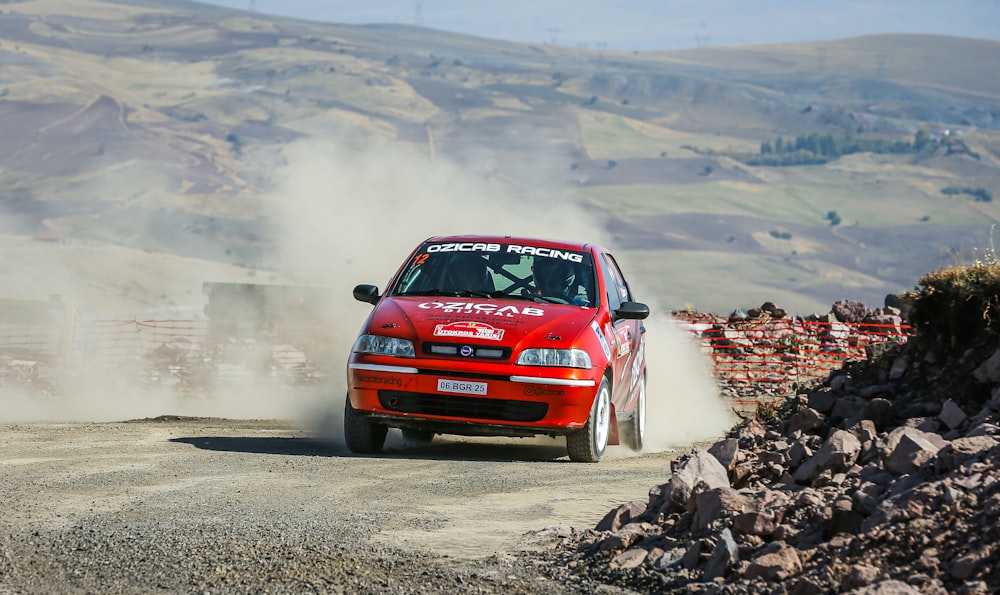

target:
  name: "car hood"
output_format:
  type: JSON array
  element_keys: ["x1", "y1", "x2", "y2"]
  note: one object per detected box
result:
[{"x1": 371, "y1": 297, "x2": 596, "y2": 348}]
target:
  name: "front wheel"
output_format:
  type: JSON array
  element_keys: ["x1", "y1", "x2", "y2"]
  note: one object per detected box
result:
[
  {"x1": 343, "y1": 396, "x2": 387, "y2": 454},
  {"x1": 567, "y1": 377, "x2": 611, "y2": 463},
  {"x1": 620, "y1": 374, "x2": 646, "y2": 451}
]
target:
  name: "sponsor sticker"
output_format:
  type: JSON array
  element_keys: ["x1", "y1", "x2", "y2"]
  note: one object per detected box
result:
[
  {"x1": 591, "y1": 320, "x2": 611, "y2": 360},
  {"x1": 524, "y1": 385, "x2": 565, "y2": 397},
  {"x1": 434, "y1": 321, "x2": 505, "y2": 341},
  {"x1": 437, "y1": 378, "x2": 488, "y2": 395},
  {"x1": 426, "y1": 242, "x2": 501, "y2": 253},
  {"x1": 354, "y1": 373, "x2": 403, "y2": 387},
  {"x1": 616, "y1": 327, "x2": 632, "y2": 358},
  {"x1": 631, "y1": 343, "x2": 645, "y2": 389},
  {"x1": 422, "y1": 242, "x2": 583, "y2": 262},
  {"x1": 505, "y1": 245, "x2": 583, "y2": 263},
  {"x1": 419, "y1": 301, "x2": 544, "y2": 317}
]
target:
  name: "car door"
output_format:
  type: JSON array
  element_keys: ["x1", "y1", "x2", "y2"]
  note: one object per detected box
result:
[{"x1": 598, "y1": 252, "x2": 642, "y2": 408}]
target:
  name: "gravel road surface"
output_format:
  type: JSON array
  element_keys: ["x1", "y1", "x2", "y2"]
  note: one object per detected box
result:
[{"x1": 0, "y1": 416, "x2": 686, "y2": 593}]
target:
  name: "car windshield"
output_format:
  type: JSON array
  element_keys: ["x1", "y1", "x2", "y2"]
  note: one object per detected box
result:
[{"x1": 391, "y1": 241, "x2": 599, "y2": 307}]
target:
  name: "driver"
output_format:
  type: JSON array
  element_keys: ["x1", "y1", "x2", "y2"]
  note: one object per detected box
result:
[
  {"x1": 533, "y1": 258, "x2": 586, "y2": 305},
  {"x1": 446, "y1": 254, "x2": 491, "y2": 292}
]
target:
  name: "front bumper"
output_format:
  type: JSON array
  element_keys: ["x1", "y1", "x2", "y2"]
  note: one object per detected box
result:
[{"x1": 346, "y1": 356, "x2": 600, "y2": 436}]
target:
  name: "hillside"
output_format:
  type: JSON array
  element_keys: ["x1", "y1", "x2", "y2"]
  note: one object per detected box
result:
[{"x1": 1, "y1": 0, "x2": 999, "y2": 315}]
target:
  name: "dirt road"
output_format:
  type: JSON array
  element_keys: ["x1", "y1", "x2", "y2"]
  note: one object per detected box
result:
[{"x1": 0, "y1": 415, "x2": 687, "y2": 593}]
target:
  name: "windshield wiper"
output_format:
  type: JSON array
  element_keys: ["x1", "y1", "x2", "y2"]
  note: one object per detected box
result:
[
  {"x1": 493, "y1": 289, "x2": 563, "y2": 304},
  {"x1": 394, "y1": 289, "x2": 453, "y2": 297},
  {"x1": 395, "y1": 288, "x2": 492, "y2": 298},
  {"x1": 532, "y1": 295, "x2": 567, "y2": 304}
]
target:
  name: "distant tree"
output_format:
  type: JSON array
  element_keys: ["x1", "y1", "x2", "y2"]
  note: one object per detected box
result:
[
  {"x1": 972, "y1": 188, "x2": 993, "y2": 202},
  {"x1": 226, "y1": 133, "x2": 244, "y2": 157},
  {"x1": 940, "y1": 186, "x2": 991, "y2": 202},
  {"x1": 805, "y1": 133, "x2": 821, "y2": 154},
  {"x1": 914, "y1": 129, "x2": 931, "y2": 151},
  {"x1": 760, "y1": 140, "x2": 773, "y2": 155}
]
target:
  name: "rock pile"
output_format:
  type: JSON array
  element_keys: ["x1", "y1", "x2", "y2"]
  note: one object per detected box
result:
[{"x1": 542, "y1": 304, "x2": 1000, "y2": 594}]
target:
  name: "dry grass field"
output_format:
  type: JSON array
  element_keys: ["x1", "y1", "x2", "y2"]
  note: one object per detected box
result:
[{"x1": 1, "y1": 0, "x2": 999, "y2": 315}]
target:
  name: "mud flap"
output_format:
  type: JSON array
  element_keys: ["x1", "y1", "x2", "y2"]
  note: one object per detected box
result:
[{"x1": 608, "y1": 404, "x2": 620, "y2": 446}]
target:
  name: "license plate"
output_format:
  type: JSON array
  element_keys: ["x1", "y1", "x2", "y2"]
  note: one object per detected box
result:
[{"x1": 437, "y1": 378, "x2": 487, "y2": 395}]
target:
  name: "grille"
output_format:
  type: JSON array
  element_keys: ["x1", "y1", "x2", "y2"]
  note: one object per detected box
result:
[
  {"x1": 421, "y1": 342, "x2": 511, "y2": 360},
  {"x1": 378, "y1": 390, "x2": 548, "y2": 422}
]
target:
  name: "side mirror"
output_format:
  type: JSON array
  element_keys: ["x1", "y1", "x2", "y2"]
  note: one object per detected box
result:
[
  {"x1": 353, "y1": 284, "x2": 380, "y2": 305},
  {"x1": 615, "y1": 301, "x2": 650, "y2": 320}
]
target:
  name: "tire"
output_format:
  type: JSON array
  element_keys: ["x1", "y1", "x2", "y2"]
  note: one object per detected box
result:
[
  {"x1": 566, "y1": 377, "x2": 611, "y2": 463},
  {"x1": 620, "y1": 374, "x2": 646, "y2": 451},
  {"x1": 343, "y1": 396, "x2": 387, "y2": 454},
  {"x1": 401, "y1": 429, "x2": 435, "y2": 444}
]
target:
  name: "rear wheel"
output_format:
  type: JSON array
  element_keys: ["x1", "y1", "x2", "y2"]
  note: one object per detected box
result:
[
  {"x1": 567, "y1": 377, "x2": 611, "y2": 463},
  {"x1": 620, "y1": 374, "x2": 646, "y2": 451},
  {"x1": 343, "y1": 396, "x2": 387, "y2": 454}
]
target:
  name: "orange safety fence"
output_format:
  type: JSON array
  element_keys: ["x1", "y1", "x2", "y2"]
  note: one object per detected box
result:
[
  {"x1": 673, "y1": 314, "x2": 913, "y2": 405},
  {"x1": 2, "y1": 314, "x2": 911, "y2": 401}
]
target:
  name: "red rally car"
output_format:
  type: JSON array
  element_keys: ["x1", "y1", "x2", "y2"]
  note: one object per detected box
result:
[{"x1": 346, "y1": 235, "x2": 649, "y2": 462}]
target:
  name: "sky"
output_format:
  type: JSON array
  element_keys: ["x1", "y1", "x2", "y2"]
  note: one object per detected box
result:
[{"x1": 198, "y1": 0, "x2": 1000, "y2": 50}]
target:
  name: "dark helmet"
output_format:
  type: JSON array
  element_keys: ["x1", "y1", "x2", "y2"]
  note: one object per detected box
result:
[
  {"x1": 534, "y1": 258, "x2": 575, "y2": 294},
  {"x1": 448, "y1": 253, "x2": 488, "y2": 288}
]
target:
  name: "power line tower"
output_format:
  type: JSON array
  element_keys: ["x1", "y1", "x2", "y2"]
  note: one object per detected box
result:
[
  {"x1": 414, "y1": 1, "x2": 424, "y2": 26},
  {"x1": 248, "y1": 0, "x2": 256, "y2": 12},
  {"x1": 546, "y1": 27, "x2": 560, "y2": 46},
  {"x1": 875, "y1": 51, "x2": 887, "y2": 79},
  {"x1": 694, "y1": 21, "x2": 711, "y2": 48},
  {"x1": 816, "y1": 46, "x2": 828, "y2": 71}
]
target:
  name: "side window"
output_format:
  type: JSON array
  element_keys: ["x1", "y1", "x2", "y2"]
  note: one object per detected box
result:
[
  {"x1": 602, "y1": 253, "x2": 633, "y2": 305},
  {"x1": 600, "y1": 254, "x2": 623, "y2": 312}
]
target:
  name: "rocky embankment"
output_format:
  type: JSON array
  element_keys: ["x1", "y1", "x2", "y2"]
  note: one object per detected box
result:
[{"x1": 540, "y1": 295, "x2": 1000, "y2": 594}]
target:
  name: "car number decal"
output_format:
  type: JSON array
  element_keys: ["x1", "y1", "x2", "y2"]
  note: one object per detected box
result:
[{"x1": 437, "y1": 379, "x2": 488, "y2": 395}]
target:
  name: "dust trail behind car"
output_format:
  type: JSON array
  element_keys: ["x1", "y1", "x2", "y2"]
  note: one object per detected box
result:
[{"x1": 2, "y1": 138, "x2": 736, "y2": 457}]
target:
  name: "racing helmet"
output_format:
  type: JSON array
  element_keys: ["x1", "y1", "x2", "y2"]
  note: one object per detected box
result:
[
  {"x1": 534, "y1": 258, "x2": 575, "y2": 295},
  {"x1": 447, "y1": 253, "x2": 489, "y2": 290}
]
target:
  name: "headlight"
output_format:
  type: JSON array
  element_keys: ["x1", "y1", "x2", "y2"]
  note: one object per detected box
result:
[
  {"x1": 516, "y1": 348, "x2": 591, "y2": 368},
  {"x1": 352, "y1": 335, "x2": 415, "y2": 357}
]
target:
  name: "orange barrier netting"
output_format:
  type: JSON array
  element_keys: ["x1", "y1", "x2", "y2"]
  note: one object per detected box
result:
[
  {"x1": 673, "y1": 314, "x2": 913, "y2": 404},
  {"x1": 2, "y1": 315, "x2": 911, "y2": 401}
]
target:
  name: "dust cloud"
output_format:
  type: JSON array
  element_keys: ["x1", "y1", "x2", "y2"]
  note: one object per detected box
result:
[
  {"x1": 264, "y1": 138, "x2": 609, "y2": 443},
  {"x1": 638, "y1": 313, "x2": 737, "y2": 451},
  {"x1": 2, "y1": 136, "x2": 736, "y2": 460},
  {"x1": 268, "y1": 138, "x2": 735, "y2": 453}
]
